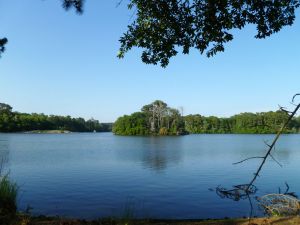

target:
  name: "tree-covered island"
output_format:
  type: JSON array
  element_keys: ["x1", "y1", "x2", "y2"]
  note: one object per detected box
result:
[
  {"x1": 113, "y1": 100, "x2": 300, "y2": 136},
  {"x1": 0, "y1": 103, "x2": 112, "y2": 133},
  {"x1": 113, "y1": 100, "x2": 185, "y2": 136}
]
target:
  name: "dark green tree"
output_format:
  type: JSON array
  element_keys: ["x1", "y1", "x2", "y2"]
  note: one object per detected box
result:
[
  {"x1": 118, "y1": 0, "x2": 300, "y2": 67},
  {"x1": 113, "y1": 100, "x2": 185, "y2": 135},
  {"x1": 184, "y1": 110, "x2": 296, "y2": 134},
  {"x1": 0, "y1": 38, "x2": 8, "y2": 57},
  {"x1": 0, "y1": 103, "x2": 12, "y2": 114},
  {"x1": 0, "y1": 102, "x2": 111, "y2": 132}
]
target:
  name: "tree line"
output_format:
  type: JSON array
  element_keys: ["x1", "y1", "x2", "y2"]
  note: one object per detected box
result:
[
  {"x1": 0, "y1": 103, "x2": 112, "y2": 132},
  {"x1": 185, "y1": 112, "x2": 299, "y2": 134},
  {"x1": 113, "y1": 100, "x2": 300, "y2": 136},
  {"x1": 2, "y1": 100, "x2": 300, "y2": 135}
]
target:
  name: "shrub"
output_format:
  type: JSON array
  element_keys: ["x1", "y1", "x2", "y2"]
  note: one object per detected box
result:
[{"x1": 0, "y1": 174, "x2": 18, "y2": 217}]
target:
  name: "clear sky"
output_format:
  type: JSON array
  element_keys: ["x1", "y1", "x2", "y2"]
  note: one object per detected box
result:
[{"x1": 0, "y1": 1, "x2": 299, "y2": 122}]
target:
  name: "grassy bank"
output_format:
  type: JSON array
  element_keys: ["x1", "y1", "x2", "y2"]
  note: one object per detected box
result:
[
  {"x1": 0, "y1": 174, "x2": 18, "y2": 224},
  {"x1": 4, "y1": 215, "x2": 300, "y2": 225}
]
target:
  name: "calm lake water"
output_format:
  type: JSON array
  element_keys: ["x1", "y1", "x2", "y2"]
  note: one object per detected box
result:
[{"x1": 0, "y1": 133, "x2": 300, "y2": 219}]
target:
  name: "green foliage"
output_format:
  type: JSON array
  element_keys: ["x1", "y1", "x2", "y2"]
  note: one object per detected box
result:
[
  {"x1": 113, "y1": 112, "x2": 150, "y2": 136},
  {"x1": 185, "y1": 111, "x2": 298, "y2": 134},
  {"x1": 0, "y1": 38, "x2": 7, "y2": 57},
  {"x1": 1, "y1": 1, "x2": 299, "y2": 66},
  {"x1": 113, "y1": 100, "x2": 185, "y2": 136},
  {"x1": 0, "y1": 102, "x2": 112, "y2": 133},
  {"x1": 62, "y1": 0, "x2": 84, "y2": 14},
  {"x1": 114, "y1": 101, "x2": 300, "y2": 136},
  {"x1": 0, "y1": 175, "x2": 18, "y2": 217},
  {"x1": 119, "y1": 0, "x2": 300, "y2": 67}
]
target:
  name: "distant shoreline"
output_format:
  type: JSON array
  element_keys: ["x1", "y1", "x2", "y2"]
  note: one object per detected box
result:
[
  {"x1": 23, "y1": 130, "x2": 72, "y2": 134},
  {"x1": 21, "y1": 130, "x2": 112, "y2": 134},
  {"x1": 0, "y1": 131, "x2": 299, "y2": 135}
]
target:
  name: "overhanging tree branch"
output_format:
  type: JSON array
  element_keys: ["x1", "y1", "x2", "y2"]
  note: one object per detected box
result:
[
  {"x1": 119, "y1": 0, "x2": 300, "y2": 67},
  {"x1": 0, "y1": 38, "x2": 8, "y2": 57}
]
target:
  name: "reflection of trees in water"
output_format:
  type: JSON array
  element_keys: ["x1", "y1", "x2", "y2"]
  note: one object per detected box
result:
[
  {"x1": 0, "y1": 138, "x2": 9, "y2": 171},
  {"x1": 273, "y1": 149, "x2": 290, "y2": 162},
  {"x1": 141, "y1": 137, "x2": 182, "y2": 172},
  {"x1": 115, "y1": 137, "x2": 183, "y2": 172}
]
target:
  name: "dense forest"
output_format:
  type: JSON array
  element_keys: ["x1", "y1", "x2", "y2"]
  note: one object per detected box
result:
[
  {"x1": 0, "y1": 103, "x2": 112, "y2": 132},
  {"x1": 2, "y1": 101, "x2": 300, "y2": 135},
  {"x1": 184, "y1": 112, "x2": 299, "y2": 134},
  {"x1": 113, "y1": 100, "x2": 300, "y2": 136}
]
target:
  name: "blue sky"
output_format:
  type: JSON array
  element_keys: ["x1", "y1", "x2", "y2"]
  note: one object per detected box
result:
[{"x1": 0, "y1": 1, "x2": 299, "y2": 122}]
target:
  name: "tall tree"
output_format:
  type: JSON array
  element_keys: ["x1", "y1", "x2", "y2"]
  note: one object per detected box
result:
[
  {"x1": 0, "y1": 103, "x2": 12, "y2": 114},
  {"x1": 141, "y1": 100, "x2": 168, "y2": 131},
  {"x1": 114, "y1": 100, "x2": 185, "y2": 135}
]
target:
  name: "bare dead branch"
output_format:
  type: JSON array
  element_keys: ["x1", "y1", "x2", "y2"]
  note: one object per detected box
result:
[
  {"x1": 233, "y1": 156, "x2": 264, "y2": 165},
  {"x1": 247, "y1": 193, "x2": 254, "y2": 223},
  {"x1": 263, "y1": 140, "x2": 271, "y2": 147},
  {"x1": 292, "y1": 94, "x2": 300, "y2": 103},
  {"x1": 245, "y1": 101, "x2": 300, "y2": 192},
  {"x1": 116, "y1": 0, "x2": 124, "y2": 7},
  {"x1": 285, "y1": 182, "x2": 290, "y2": 194},
  {"x1": 216, "y1": 95, "x2": 300, "y2": 215},
  {"x1": 269, "y1": 153, "x2": 283, "y2": 167},
  {"x1": 279, "y1": 105, "x2": 292, "y2": 114}
]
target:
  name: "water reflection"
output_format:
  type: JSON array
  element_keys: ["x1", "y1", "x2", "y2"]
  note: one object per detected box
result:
[
  {"x1": 115, "y1": 136, "x2": 183, "y2": 172},
  {"x1": 273, "y1": 149, "x2": 290, "y2": 163},
  {"x1": 0, "y1": 136, "x2": 9, "y2": 170},
  {"x1": 1, "y1": 133, "x2": 300, "y2": 219},
  {"x1": 141, "y1": 137, "x2": 182, "y2": 172}
]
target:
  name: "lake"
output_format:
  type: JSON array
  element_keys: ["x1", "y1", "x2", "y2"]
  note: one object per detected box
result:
[{"x1": 0, "y1": 133, "x2": 300, "y2": 219}]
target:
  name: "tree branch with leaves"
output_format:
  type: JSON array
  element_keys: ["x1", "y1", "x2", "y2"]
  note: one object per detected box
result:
[{"x1": 1, "y1": 0, "x2": 299, "y2": 65}]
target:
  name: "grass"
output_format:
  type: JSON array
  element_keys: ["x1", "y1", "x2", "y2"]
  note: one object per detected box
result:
[
  {"x1": 0, "y1": 173, "x2": 18, "y2": 223},
  {"x1": 4, "y1": 215, "x2": 300, "y2": 225}
]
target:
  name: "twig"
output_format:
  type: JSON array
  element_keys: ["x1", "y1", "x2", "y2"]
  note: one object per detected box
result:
[
  {"x1": 292, "y1": 93, "x2": 300, "y2": 102},
  {"x1": 269, "y1": 154, "x2": 283, "y2": 167},
  {"x1": 263, "y1": 140, "x2": 271, "y2": 147},
  {"x1": 279, "y1": 105, "x2": 291, "y2": 114},
  {"x1": 247, "y1": 193, "x2": 253, "y2": 225},
  {"x1": 116, "y1": 0, "x2": 124, "y2": 8},
  {"x1": 284, "y1": 182, "x2": 290, "y2": 194},
  {"x1": 233, "y1": 157, "x2": 264, "y2": 165}
]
